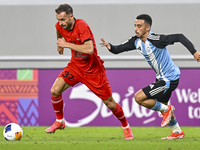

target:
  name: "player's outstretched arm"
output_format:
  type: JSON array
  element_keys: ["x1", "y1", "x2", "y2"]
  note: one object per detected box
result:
[
  {"x1": 100, "y1": 36, "x2": 136, "y2": 54},
  {"x1": 193, "y1": 51, "x2": 200, "y2": 62},
  {"x1": 160, "y1": 34, "x2": 200, "y2": 59},
  {"x1": 99, "y1": 38, "x2": 111, "y2": 50}
]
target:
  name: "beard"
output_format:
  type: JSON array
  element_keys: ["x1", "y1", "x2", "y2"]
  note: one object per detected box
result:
[
  {"x1": 136, "y1": 31, "x2": 146, "y2": 38},
  {"x1": 62, "y1": 22, "x2": 73, "y2": 30}
]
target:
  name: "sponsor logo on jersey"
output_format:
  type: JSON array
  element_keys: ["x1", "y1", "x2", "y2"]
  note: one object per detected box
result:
[
  {"x1": 76, "y1": 37, "x2": 81, "y2": 42},
  {"x1": 74, "y1": 51, "x2": 88, "y2": 59},
  {"x1": 149, "y1": 84, "x2": 154, "y2": 89}
]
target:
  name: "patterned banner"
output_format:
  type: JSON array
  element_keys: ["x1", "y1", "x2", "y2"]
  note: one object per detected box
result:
[{"x1": 0, "y1": 69, "x2": 39, "y2": 126}]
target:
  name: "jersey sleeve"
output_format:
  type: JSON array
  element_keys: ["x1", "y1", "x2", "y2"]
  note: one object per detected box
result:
[
  {"x1": 160, "y1": 34, "x2": 197, "y2": 55},
  {"x1": 149, "y1": 33, "x2": 197, "y2": 55},
  {"x1": 109, "y1": 36, "x2": 137, "y2": 54},
  {"x1": 77, "y1": 21, "x2": 93, "y2": 44}
]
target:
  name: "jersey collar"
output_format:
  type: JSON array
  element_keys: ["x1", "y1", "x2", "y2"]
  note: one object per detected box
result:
[{"x1": 68, "y1": 17, "x2": 76, "y2": 31}]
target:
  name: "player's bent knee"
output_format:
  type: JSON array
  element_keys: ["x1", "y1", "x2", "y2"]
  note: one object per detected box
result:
[
  {"x1": 50, "y1": 87, "x2": 61, "y2": 97},
  {"x1": 106, "y1": 103, "x2": 115, "y2": 110},
  {"x1": 134, "y1": 92, "x2": 143, "y2": 105}
]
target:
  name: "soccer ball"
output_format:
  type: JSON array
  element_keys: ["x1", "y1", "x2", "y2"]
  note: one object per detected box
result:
[{"x1": 3, "y1": 123, "x2": 23, "y2": 141}]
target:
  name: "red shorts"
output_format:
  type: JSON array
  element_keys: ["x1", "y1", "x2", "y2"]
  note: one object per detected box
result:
[{"x1": 58, "y1": 66, "x2": 112, "y2": 100}]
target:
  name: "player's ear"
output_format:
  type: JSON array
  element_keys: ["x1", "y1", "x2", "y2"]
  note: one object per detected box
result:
[
  {"x1": 146, "y1": 25, "x2": 151, "y2": 31},
  {"x1": 70, "y1": 14, "x2": 74, "y2": 19}
]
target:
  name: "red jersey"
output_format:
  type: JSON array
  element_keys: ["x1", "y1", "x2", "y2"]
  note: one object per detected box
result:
[{"x1": 56, "y1": 18, "x2": 104, "y2": 74}]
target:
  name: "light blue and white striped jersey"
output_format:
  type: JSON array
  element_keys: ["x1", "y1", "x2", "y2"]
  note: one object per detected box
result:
[
  {"x1": 134, "y1": 31, "x2": 180, "y2": 82},
  {"x1": 109, "y1": 31, "x2": 196, "y2": 89},
  {"x1": 110, "y1": 31, "x2": 196, "y2": 85}
]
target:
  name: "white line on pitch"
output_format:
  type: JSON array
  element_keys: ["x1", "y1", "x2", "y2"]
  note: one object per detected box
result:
[{"x1": 143, "y1": 117, "x2": 156, "y2": 124}]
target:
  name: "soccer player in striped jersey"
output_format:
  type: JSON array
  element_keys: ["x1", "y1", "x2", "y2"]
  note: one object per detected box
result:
[
  {"x1": 45, "y1": 4, "x2": 133, "y2": 140},
  {"x1": 100, "y1": 14, "x2": 200, "y2": 139}
]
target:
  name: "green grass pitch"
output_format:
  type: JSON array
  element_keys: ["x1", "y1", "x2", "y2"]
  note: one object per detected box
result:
[{"x1": 0, "y1": 126, "x2": 200, "y2": 150}]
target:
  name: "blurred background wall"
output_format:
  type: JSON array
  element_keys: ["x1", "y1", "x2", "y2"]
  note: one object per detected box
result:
[{"x1": 0, "y1": 0, "x2": 200, "y2": 68}]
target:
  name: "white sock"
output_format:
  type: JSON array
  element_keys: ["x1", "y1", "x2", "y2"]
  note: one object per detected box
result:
[
  {"x1": 170, "y1": 122, "x2": 182, "y2": 133},
  {"x1": 159, "y1": 104, "x2": 168, "y2": 113},
  {"x1": 122, "y1": 124, "x2": 129, "y2": 129},
  {"x1": 56, "y1": 118, "x2": 64, "y2": 123}
]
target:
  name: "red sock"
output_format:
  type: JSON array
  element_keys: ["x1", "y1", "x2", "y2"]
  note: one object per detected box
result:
[
  {"x1": 51, "y1": 94, "x2": 64, "y2": 120},
  {"x1": 112, "y1": 103, "x2": 128, "y2": 127}
]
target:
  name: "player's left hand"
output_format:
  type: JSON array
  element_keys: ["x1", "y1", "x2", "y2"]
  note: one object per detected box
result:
[
  {"x1": 193, "y1": 51, "x2": 200, "y2": 62},
  {"x1": 57, "y1": 46, "x2": 64, "y2": 55}
]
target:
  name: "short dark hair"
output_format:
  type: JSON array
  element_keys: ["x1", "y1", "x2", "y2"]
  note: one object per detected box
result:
[
  {"x1": 55, "y1": 4, "x2": 73, "y2": 15},
  {"x1": 136, "y1": 14, "x2": 152, "y2": 27}
]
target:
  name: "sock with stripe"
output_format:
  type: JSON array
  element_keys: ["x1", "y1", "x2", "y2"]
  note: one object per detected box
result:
[
  {"x1": 111, "y1": 103, "x2": 128, "y2": 127},
  {"x1": 168, "y1": 118, "x2": 182, "y2": 133},
  {"x1": 151, "y1": 100, "x2": 168, "y2": 113},
  {"x1": 51, "y1": 94, "x2": 64, "y2": 122}
]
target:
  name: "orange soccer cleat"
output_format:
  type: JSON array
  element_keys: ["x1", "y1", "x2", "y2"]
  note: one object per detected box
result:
[
  {"x1": 161, "y1": 131, "x2": 185, "y2": 139},
  {"x1": 161, "y1": 105, "x2": 175, "y2": 127},
  {"x1": 45, "y1": 121, "x2": 65, "y2": 133},
  {"x1": 123, "y1": 125, "x2": 134, "y2": 140}
]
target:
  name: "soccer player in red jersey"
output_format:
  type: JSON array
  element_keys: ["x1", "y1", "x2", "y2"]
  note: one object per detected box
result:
[{"x1": 45, "y1": 4, "x2": 133, "y2": 140}]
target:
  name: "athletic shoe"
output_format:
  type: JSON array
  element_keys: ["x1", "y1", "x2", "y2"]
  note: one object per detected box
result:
[
  {"x1": 123, "y1": 125, "x2": 134, "y2": 140},
  {"x1": 161, "y1": 105, "x2": 175, "y2": 127},
  {"x1": 161, "y1": 131, "x2": 185, "y2": 139},
  {"x1": 45, "y1": 121, "x2": 65, "y2": 133}
]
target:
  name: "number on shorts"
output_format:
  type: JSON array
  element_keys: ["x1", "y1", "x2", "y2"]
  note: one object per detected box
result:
[{"x1": 62, "y1": 71, "x2": 74, "y2": 80}]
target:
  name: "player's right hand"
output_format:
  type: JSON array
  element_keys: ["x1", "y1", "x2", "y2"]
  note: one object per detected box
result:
[
  {"x1": 57, "y1": 46, "x2": 64, "y2": 55},
  {"x1": 99, "y1": 38, "x2": 111, "y2": 50}
]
